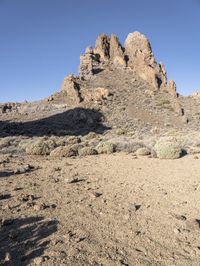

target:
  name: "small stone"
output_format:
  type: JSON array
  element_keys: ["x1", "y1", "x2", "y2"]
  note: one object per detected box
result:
[
  {"x1": 33, "y1": 203, "x2": 46, "y2": 211},
  {"x1": 174, "y1": 228, "x2": 181, "y2": 234},
  {"x1": 75, "y1": 236, "x2": 87, "y2": 243},
  {"x1": 64, "y1": 177, "x2": 84, "y2": 184},
  {"x1": 19, "y1": 193, "x2": 34, "y2": 202},
  {"x1": 33, "y1": 256, "x2": 44, "y2": 265},
  {"x1": 4, "y1": 252, "x2": 11, "y2": 262},
  {"x1": 129, "y1": 203, "x2": 141, "y2": 213},
  {"x1": 92, "y1": 192, "x2": 103, "y2": 198},
  {"x1": 136, "y1": 147, "x2": 151, "y2": 156}
]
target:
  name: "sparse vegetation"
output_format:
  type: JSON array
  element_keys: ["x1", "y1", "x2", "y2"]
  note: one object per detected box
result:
[
  {"x1": 50, "y1": 145, "x2": 77, "y2": 157},
  {"x1": 154, "y1": 140, "x2": 182, "y2": 159},
  {"x1": 96, "y1": 142, "x2": 115, "y2": 154},
  {"x1": 78, "y1": 146, "x2": 97, "y2": 156},
  {"x1": 26, "y1": 139, "x2": 54, "y2": 155},
  {"x1": 116, "y1": 128, "x2": 128, "y2": 135}
]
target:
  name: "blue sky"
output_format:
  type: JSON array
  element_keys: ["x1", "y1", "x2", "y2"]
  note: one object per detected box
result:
[{"x1": 0, "y1": 0, "x2": 200, "y2": 102}]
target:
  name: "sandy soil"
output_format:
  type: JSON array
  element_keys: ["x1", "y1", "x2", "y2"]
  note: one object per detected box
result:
[{"x1": 1, "y1": 153, "x2": 200, "y2": 265}]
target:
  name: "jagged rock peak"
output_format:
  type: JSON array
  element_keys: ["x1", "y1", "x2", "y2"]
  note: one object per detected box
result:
[
  {"x1": 94, "y1": 34, "x2": 110, "y2": 61},
  {"x1": 124, "y1": 31, "x2": 153, "y2": 57},
  {"x1": 78, "y1": 31, "x2": 177, "y2": 96}
]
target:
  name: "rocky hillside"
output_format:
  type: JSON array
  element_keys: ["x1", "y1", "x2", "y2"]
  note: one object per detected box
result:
[{"x1": 1, "y1": 31, "x2": 200, "y2": 137}]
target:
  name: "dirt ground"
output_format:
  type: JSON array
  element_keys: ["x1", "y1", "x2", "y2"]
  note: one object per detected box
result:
[{"x1": 1, "y1": 153, "x2": 200, "y2": 265}]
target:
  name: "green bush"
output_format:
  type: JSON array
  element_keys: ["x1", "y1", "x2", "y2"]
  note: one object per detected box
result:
[
  {"x1": 154, "y1": 140, "x2": 182, "y2": 159},
  {"x1": 96, "y1": 142, "x2": 115, "y2": 154},
  {"x1": 26, "y1": 139, "x2": 56, "y2": 155},
  {"x1": 50, "y1": 146, "x2": 77, "y2": 157},
  {"x1": 78, "y1": 147, "x2": 97, "y2": 156}
]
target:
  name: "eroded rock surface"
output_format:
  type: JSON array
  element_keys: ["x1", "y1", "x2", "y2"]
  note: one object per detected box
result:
[{"x1": 78, "y1": 31, "x2": 176, "y2": 96}]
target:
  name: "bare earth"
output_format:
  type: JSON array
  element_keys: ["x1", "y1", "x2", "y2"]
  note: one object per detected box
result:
[{"x1": 1, "y1": 153, "x2": 200, "y2": 265}]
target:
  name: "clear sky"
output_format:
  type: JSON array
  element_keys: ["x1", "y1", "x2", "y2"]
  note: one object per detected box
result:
[{"x1": 0, "y1": 0, "x2": 200, "y2": 102}]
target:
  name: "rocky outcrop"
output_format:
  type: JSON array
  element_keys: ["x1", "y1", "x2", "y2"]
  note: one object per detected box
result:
[
  {"x1": 167, "y1": 80, "x2": 177, "y2": 97},
  {"x1": 61, "y1": 75, "x2": 110, "y2": 104},
  {"x1": 81, "y1": 87, "x2": 110, "y2": 103},
  {"x1": 124, "y1": 32, "x2": 167, "y2": 91},
  {"x1": 79, "y1": 31, "x2": 177, "y2": 96},
  {"x1": 61, "y1": 75, "x2": 83, "y2": 104},
  {"x1": 192, "y1": 92, "x2": 200, "y2": 97}
]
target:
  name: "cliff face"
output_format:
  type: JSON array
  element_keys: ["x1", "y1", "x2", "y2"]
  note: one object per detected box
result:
[{"x1": 78, "y1": 31, "x2": 177, "y2": 96}]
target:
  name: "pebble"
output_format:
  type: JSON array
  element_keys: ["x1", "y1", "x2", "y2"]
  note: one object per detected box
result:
[
  {"x1": 129, "y1": 203, "x2": 141, "y2": 213},
  {"x1": 4, "y1": 252, "x2": 11, "y2": 262},
  {"x1": 174, "y1": 228, "x2": 181, "y2": 234},
  {"x1": 64, "y1": 177, "x2": 85, "y2": 184},
  {"x1": 14, "y1": 164, "x2": 34, "y2": 174},
  {"x1": 33, "y1": 203, "x2": 46, "y2": 211},
  {"x1": 92, "y1": 192, "x2": 103, "y2": 198},
  {"x1": 33, "y1": 256, "x2": 44, "y2": 265}
]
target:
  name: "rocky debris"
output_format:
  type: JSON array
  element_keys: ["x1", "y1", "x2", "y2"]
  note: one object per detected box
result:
[
  {"x1": 81, "y1": 87, "x2": 111, "y2": 103},
  {"x1": 0, "y1": 103, "x2": 19, "y2": 114},
  {"x1": 192, "y1": 92, "x2": 200, "y2": 97},
  {"x1": 61, "y1": 74, "x2": 111, "y2": 105},
  {"x1": 14, "y1": 164, "x2": 34, "y2": 174}
]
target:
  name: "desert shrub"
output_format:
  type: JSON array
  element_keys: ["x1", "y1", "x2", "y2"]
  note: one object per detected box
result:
[
  {"x1": 45, "y1": 138, "x2": 57, "y2": 149},
  {"x1": 25, "y1": 139, "x2": 56, "y2": 155},
  {"x1": 26, "y1": 139, "x2": 52, "y2": 155},
  {"x1": 113, "y1": 140, "x2": 145, "y2": 153},
  {"x1": 78, "y1": 146, "x2": 97, "y2": 156},
  {"x1": 154, "y1": 140, "x2": 182, "y2": 159},
  {"x1": 50, "y1": 145, "x2": 78, "y2": 157},
  {"x1": 116, "y1": 128, "x2": 128, "y2": 135},
  {"x1": 67, "y1": 136, "x2": 81, "y2": 145},
  {"x1": 156, "y1": 99, "x2": 174, "y2": 111},
  {"x1": 70, "y1": 143, "x2": 83, "y2": 153},
  {"x1": 96, "y1": 142, "x2": 115, "y2": 154},
  {"x1": 0, "y1": 137, "x2": 12, "y2": 148},
  {"x1": 55, "y1": 137, "x2": 68, "y2": 147},
  {"x1": 84, "y1": 132, "x2": 99, "y2": 140},
  {"x1": 18, "y1": 139, "x2": 33, "y2": 151},
  {"x1": 136, "y1": 147, "x2": 151, "y2": 156},
  {"x1": 156, "y1": 99, "x2": 170, "y2": 106}
]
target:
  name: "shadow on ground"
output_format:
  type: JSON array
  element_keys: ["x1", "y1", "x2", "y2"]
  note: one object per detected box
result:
[
  {"x1": 0, "y1": 171, "x2": 14, "y2": 178},
  {"x1": 0, "y1": 107, "x2": 110, "y2": 137},
  {"x1": 0, "y1": 216, "x2": 58, "y2": 265}
]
